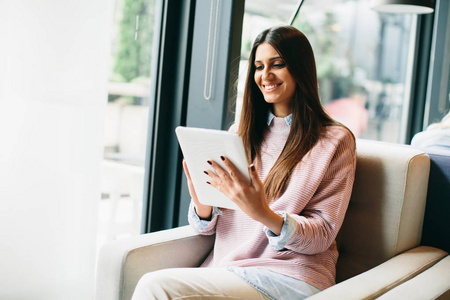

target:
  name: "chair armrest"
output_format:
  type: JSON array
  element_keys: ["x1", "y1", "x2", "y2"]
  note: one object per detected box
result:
[
  {"x1": 377, "y1": 255, "x2": 450, "y2": 300},
  {"x1": 95, "y1": 225, "x2": 215, "y2": 300},
  {"x1": 307, "y1": 246, "x2": 448, "y2": 300}
]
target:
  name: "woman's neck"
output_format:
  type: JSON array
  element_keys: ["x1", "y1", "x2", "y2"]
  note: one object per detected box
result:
[{"x1": 272, "y1": 104, "x2": 292, "y2": 118}]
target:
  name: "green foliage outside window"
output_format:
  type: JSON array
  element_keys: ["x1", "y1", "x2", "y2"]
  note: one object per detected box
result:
[{"x1": 111, "y1": 0, "x2": 156, "y2": 83}]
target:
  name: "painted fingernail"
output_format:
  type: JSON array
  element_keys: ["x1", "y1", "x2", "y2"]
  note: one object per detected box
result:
[
  {"x1": 206, "y1": 181, "x2": 211, "y2": 185},
  {"x1": 220, "y1": 156, "x2": 225, "y2": 161},
  {"x1": 203, "y1": 171, "x2": 208, "y2": 175},
  {"x1": 207, "y1": 160, "x2": 212, "y2": 165},
  {"x1": 251, "y1": 165, "x2": 255, "y2": 172}
]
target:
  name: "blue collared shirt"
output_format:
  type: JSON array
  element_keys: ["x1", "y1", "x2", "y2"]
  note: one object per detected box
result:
[{"x1": 267, "y1": 111, "x2": 292, "y2": 126}]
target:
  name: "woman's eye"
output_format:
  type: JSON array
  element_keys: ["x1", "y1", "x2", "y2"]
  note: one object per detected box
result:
[
  {"x1": 255, "y1": 65, "x2": 263, "y2": 70},
  {"x1": 274, "y1": 63, "x2": 286, "y2": 68}
]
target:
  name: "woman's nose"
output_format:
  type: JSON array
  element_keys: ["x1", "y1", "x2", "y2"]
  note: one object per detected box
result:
[{"x1": 262, "y1": 68, "x2": 274, "y2": 80}]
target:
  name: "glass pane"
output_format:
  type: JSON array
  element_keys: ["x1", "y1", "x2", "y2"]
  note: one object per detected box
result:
[
  {"x1": 237, "y1": 0, "x2": 414, "y2": 143},
  {"x1": 97, "y1": 0, "x2": 156, "y2": 251}
]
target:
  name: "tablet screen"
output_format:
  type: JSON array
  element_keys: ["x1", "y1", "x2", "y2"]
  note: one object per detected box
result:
[{"x1": 175, "y1": 126, "x2": 250, "y2": 209}]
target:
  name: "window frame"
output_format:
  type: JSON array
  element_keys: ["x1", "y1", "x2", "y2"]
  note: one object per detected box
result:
[{"x1": 142, "y1": 0, "x2": 245, "y2": 232}]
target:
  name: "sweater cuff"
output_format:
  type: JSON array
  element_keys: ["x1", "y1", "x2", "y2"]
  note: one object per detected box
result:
[
  {"x1": 264, "y1": 211, "x2": 297, "y2": 250},
  {"x1": 188, "y1": 201, "x2": 222, "y2": 232}
]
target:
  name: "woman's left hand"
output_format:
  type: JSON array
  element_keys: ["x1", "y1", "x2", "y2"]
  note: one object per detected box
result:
[{"x1": 205, "y1": 156, "x2": 284, "y2": 235}]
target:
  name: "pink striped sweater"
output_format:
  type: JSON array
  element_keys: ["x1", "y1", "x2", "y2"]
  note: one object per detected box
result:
[{"x1": 191, "y1": 117, "x2": 356, "y2": 291}]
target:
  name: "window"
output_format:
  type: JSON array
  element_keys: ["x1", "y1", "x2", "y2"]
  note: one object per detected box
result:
[
  {"x1": 98, "y1": 0, "x2": 157, "y2": 250},
  {"x1": 237, "y1": 0, "x2": 415, "y2": 143}
]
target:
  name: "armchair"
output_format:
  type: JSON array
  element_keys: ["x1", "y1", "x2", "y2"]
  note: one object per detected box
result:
[{"x1": 96, "y1": 139, "x2": 450, "y2": 300}]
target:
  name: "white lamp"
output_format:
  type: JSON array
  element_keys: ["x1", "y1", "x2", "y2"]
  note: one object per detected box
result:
[{"x1": 371, "y1": 0, "x2": 434, "y2": 14}]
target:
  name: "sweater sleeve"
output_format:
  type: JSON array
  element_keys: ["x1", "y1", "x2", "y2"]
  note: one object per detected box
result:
[{"x1": 283, "y1": 130, "x2": 356, "y2": 255}]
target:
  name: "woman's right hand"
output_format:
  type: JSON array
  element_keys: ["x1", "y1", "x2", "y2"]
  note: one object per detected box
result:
[{"x1": 182, "y1": 159, "x2": 212, "y2": 219}]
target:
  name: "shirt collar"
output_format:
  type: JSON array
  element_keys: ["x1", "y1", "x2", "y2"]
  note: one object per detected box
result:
[{"x1": 267, "y1": 111, "x2": 292, "y2": 126}]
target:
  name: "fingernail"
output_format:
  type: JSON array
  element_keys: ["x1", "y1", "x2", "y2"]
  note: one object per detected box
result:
[
  {"x1": 203, "y1": 171, "x2": 208, "y2": 175},
  {"x1": 220, "y1": 156, "x2": 225, "y2": 161},
  {"x1": 251, "y1": 165, "x2": 255, "y2": 172},
  {"x1": 206, "y1": 181, "x2": 211, "y2": 185},
  {"x1": 207, "y1": 160, "x2": 212, "y2": 165}
]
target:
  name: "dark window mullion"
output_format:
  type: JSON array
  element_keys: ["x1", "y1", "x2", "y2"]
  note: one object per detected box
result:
[
  {"x1": 142, "y1": 0, "x2": 245, "y2": 232},
  {"x1": 142, "y1": 0, "x2": 196, "y2": 233},
  {"x1": 177, "y1": 0, "x2": 245, "y2": 226},
  {"x1": 406, "y1": 12, "x2": 435, "y2": 143}
]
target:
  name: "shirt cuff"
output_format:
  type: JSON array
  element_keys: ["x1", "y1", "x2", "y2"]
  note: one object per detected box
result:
[
  {"x1": 188, "y1": 201, "x2": 222, "y2": 232},
  {"x1": 263, "y1": 211, "x2": 297, "y2": 250}
]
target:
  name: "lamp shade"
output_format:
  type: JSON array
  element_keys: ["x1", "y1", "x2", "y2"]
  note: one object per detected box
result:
[{"x1": 371, "y1": 0, "x2": 434, "y2": 14}]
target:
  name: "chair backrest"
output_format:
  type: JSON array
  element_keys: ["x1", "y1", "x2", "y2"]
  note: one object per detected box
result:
[{"x1": 336, "y1": 139, "x2": 430, "y2": 282}]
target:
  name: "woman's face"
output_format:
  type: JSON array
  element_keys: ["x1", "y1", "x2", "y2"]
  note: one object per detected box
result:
[{"x1": 254, "y1": 42, "x2": 296, "y2": 117}]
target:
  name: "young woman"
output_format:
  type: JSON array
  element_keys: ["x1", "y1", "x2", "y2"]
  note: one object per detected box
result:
[{"x1": 132, "y1": 25, "x2": 356, "y2": 300}]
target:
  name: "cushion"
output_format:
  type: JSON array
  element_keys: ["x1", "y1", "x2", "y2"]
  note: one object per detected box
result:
[
  {"x1": 376, "y1": 255, "x2": 450, "y2": 300},
  {"x1": 336, "y1": 139, "x2": 430, "y2": 282}
]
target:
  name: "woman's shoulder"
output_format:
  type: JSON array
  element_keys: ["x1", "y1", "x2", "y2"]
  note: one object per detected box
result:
[
  {"x1": 324, "y1": 124, "x2": 355, "y2": 142},
  {"x1": 317, "y1": 124, "x2": 356, "y2": 152},
  {"x1": 300, "y1": 125, "x2": 356, "y2": 176}
]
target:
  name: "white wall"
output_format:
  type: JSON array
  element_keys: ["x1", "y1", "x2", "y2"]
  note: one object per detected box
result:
[{"x1": 0, "y1": 1, "x2": 111, "y2": 299}]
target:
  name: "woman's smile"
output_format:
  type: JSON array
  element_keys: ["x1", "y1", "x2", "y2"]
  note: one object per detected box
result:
[{"x1": 263, "y1": 83, "x2": 283, "y2": 92}]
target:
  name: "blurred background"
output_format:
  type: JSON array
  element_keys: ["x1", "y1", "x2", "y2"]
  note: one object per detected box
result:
[
  {"x1": 99, "y1": 0, "x2": 415, "y2": 248},
  {"x1": 0, "y1": 0, "x2": 447, "y2": 299}
]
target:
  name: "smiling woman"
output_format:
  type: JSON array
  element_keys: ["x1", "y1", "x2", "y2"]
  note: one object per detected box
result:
[
  {"x1": 132, "y1": 26, "x2": 357, "y2": 300},
  {"x1": 254, "y1": 43, "x2": 296, "y2": 117}
]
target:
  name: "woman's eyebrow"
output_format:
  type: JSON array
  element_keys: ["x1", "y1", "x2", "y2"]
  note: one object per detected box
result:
[{"x1": 255, "y1": 56, "x2": 282, "y2": 63}]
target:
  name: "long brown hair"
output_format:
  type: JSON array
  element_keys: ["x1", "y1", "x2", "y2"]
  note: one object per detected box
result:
[{"x1": 238, "y1": 25, "x2": 340, "y2": 201}]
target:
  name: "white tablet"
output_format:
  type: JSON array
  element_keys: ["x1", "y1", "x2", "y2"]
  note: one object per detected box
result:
[{"x1": 175, "y1": 126, "x2": 250, "y2": 210}]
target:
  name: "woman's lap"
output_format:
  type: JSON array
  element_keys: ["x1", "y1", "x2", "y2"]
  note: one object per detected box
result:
[{"x1": 131, "y1": 267, "x2": 270, "y2": 300}]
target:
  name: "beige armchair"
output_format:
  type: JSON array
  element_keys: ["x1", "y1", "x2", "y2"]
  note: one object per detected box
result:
[{"x1": 95, "y1": 139, "x2": 450, "y2": 300}]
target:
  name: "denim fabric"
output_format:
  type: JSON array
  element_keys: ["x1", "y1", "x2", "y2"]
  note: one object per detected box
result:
[
  {"x1": 227, "y1": 267, "x2": 321, "y2": 300},
  {"x1": 188, "y1": 201, "x2": 222, "y2": 232},
  {"x1": 263, "y1": 211, "x2": 297, "y2": 250}
]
